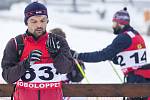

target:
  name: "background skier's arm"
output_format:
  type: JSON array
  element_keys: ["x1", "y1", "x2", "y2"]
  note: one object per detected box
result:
[{"x1": 77, "y1": 34, "x2": 132, "y2": 62}]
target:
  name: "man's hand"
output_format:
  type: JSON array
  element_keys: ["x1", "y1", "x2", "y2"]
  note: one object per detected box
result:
[
  {"x1": 26, "y1": 49, "x2": 42, "y2": 65},
  {"x1": 70, "y1": 50, "x2": 79, "y2": 59},
  {"x1": 46, "y1": 34, "x2": 60, "y2": 58}
]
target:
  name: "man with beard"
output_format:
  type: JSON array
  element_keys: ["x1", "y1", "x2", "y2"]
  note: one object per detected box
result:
[
  {"x1": 72, "y1": 7, "x2": 150, "y2": 100},
  {"x1": 1, "y1": 2, "x2": 73, "y2": 100}
]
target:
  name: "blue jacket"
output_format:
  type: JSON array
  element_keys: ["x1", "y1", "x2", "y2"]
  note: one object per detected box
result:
[{"x1": 78, "y1": 25, "x2": 138, "y2": 63}]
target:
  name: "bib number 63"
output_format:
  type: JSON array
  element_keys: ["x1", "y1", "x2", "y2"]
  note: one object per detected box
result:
[{"x1": 21, "y1": 66, "x2": 55, "y2": 82}]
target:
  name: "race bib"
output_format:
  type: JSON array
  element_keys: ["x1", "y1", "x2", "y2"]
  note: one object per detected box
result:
[
  {"x1": 21, "y1": 63, "x2": 61, "y2": 82},
  {"x1": 117, "y1": 48, "x2": 147, "y2": 69}
]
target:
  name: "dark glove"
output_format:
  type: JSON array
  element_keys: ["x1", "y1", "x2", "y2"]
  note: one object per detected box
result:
[
  {"x1": 25, "y1": 49, "x2": 42, "y2": 66},
  {"x1": 112, "y1": 56, "x2": 119, "y2": 64},
  {"x1": 67, "y1": 60, "x2": 85, "y2": 82},
  {"x1": 46, "y1": 34, "x2": 60, "y2": 58}
]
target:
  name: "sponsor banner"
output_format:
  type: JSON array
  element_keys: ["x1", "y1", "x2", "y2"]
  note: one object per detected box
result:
[{"x1": 16, "y1": 81, "x2": 61, "y2": 90}]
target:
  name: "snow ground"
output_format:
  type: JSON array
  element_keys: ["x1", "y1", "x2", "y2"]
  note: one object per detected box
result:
[{"x1": 0, "y1": 1, "x2": 150, "y2": 100}]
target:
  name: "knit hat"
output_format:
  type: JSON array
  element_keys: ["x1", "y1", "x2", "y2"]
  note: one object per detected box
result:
[
  {"x1": 112, "y1": 7, "x2": 130, "y2": 25},
  {"x1": 24, "y1": 2, "x2": 48, "y2": 25}
]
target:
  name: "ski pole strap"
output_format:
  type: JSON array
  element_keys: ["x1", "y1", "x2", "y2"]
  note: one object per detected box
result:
[{"x1": 74, "y1": 59, "x2": 90, "y2": 84}]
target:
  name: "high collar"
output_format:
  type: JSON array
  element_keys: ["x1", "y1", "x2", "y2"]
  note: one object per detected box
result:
[
  {"x1": 120, "y1": 25, "x2": 133, "y2": 33},
  {"x1": 25, "y1": 29, "x2": 47, "y2": 40}
]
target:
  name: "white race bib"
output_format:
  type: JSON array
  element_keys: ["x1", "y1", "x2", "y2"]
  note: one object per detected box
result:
[
  {"x1": 21, "y1": 63, "x2": 61, "y2": 82},
  {"x1": 117, "y1": 48, "x2": 147, "y2": 69}
]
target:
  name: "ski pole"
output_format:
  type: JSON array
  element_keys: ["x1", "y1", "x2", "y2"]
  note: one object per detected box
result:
[
  {"x1": 74, "y1": 59, "x2": 90, "y2": 84},
  {"x1": 108, "y1": 61, "x2": 123, "y2": 83},
  {"x1": 108, "y1": 61, "x2": 127, "y2": 100}
]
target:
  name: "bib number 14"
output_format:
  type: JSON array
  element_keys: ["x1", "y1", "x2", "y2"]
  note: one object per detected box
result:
[{"x1": 118, "y1": 51, "x2": 147, "y2": 66}]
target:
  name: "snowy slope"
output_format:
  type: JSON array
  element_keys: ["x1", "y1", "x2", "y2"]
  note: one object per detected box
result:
[
  {"x1": 0, "y1": 1, "x2": 148, "y2": 33},
  {"x1": 0, "y1": 2, "x2": 150, "y2": 100}
]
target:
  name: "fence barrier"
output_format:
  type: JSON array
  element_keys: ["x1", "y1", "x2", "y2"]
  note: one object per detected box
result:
[{"x1": 0, "y1": 84, "x2": 150, "y2": 97}]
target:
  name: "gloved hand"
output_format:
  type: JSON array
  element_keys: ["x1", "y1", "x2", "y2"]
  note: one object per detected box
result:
[
  {"x1": 112, "y1": 56, "x2": 119, "y2": 64},
  {"x1": 70, "y1": 50, "x2": 79, "y2": 59},
  {"x1": 25, "y1": 49, "x2": 42, "y2": 66},
  {"x1": 46, "y1": 34, "x2": 61, "y2": 58}
]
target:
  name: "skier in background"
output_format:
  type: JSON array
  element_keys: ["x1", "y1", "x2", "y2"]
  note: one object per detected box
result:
[{"x1": 72, "y1": 8, "x2": 150, "y2": 100}]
